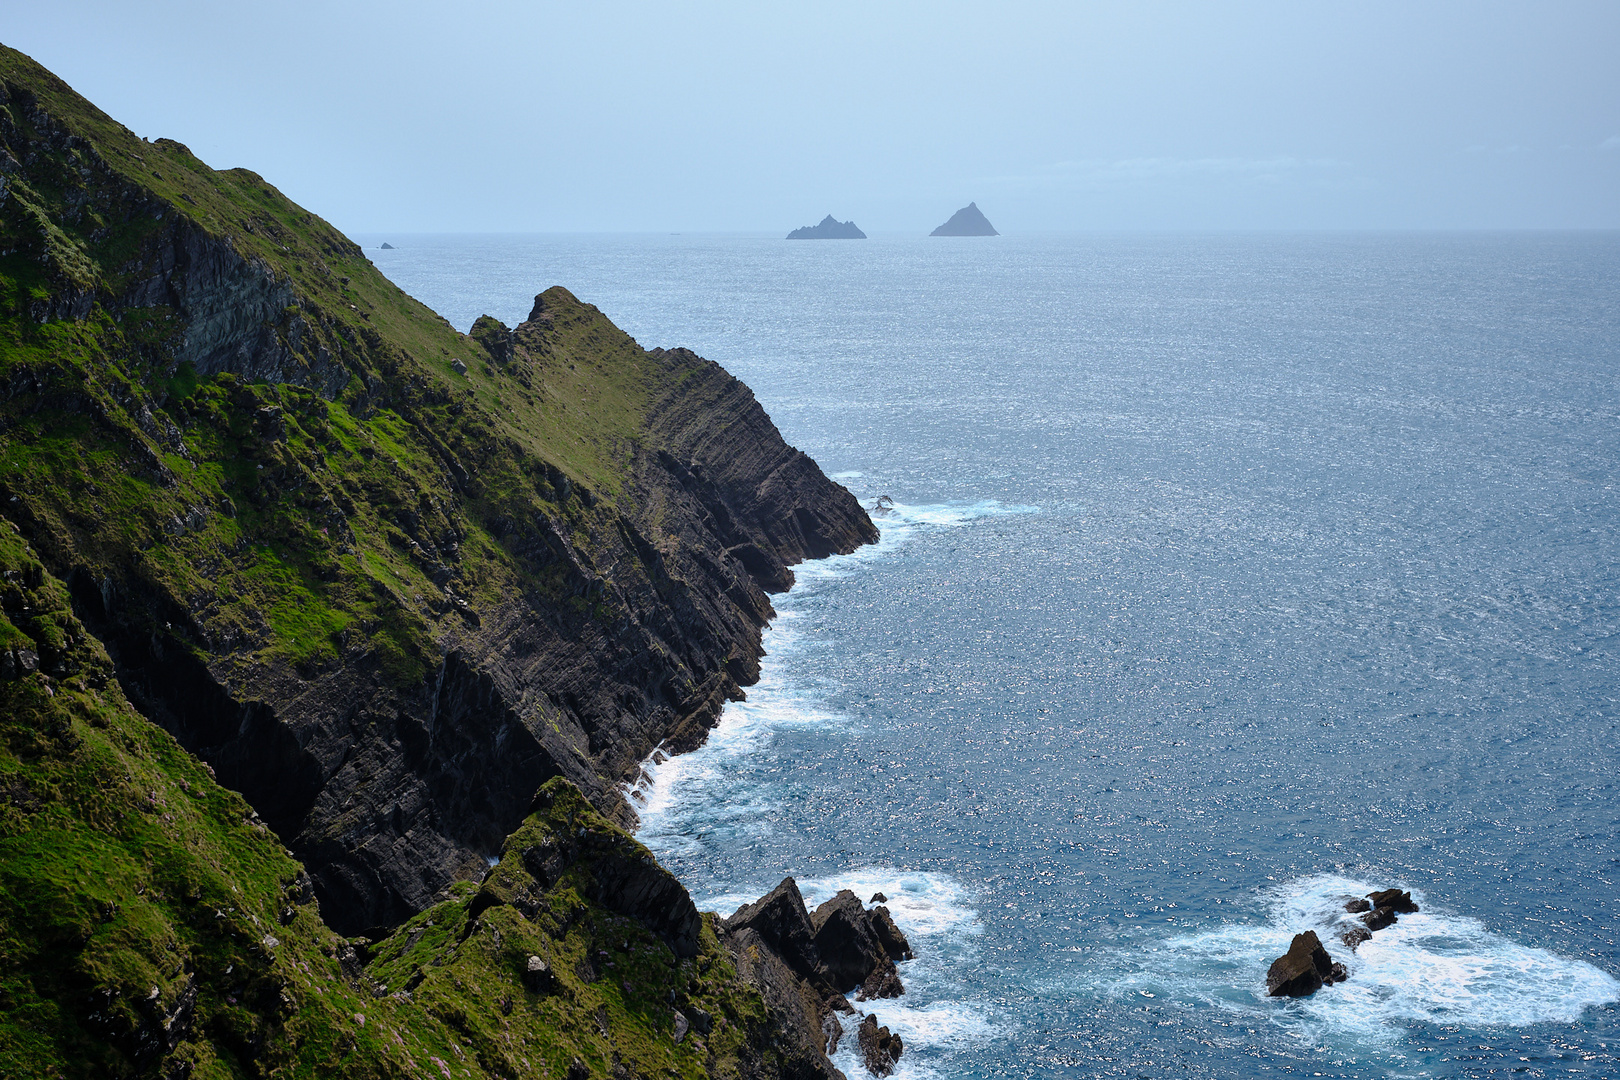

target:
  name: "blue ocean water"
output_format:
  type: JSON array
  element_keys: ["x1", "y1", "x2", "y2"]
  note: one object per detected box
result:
[{"x1": 366, "y1": 232, "x2": 1620, "y2": 1078}]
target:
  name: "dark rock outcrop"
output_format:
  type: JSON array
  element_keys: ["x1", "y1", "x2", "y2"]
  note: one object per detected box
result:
[
  {"x1": 1367, "y1": 888, "x2": 1419, "y2": 914},
  {"x1": 1266, "y1": 931, "x2": 1342, "y2": 997},
  {"x1": 929, "y1": 201, "x2": 998, "y2": 237},
  {"x1": 857, "y1": 1014, "x2": 903, "y2": 1076},
  {"x1": 1340, "y1": 925, "x2": 1373, "y2": 951},
  {"x1": 787, "y1": 215, "x2": 866, "y2": 240},
  {"x1": 0, "y1": 44, "x2": 881, "y2": 937},
  {"x1": 811, "y1": 890, "x2": 892, "y2": 993},
  {"x1": 870, "y1": 907, "x2": 913, "y2": 962},
  {"x1": 725, "y1": 878, "x2": 827, "y2": 988}
]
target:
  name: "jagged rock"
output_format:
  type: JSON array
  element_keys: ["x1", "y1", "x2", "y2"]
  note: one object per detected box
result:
[
  {"x1": 870, "y1": 892, "x2": 887, "y2": 904},
  {"x1": 672, "y1": 1008, "x2": 690, "y2": 1043},
  {"x1": 725, "y1": 878, "x2": 824, "y2": 984},
  {"x1": 787, "y1": 215, "x2": 866, "y2": 239},
  {"x1": 1367, "y1": 888, "x2": 1419, "y2": 914},
  {"x1": 855, "y1": 956, "x2": 904, "y2": 1001},
  {"x1": 1266, "y1": 930, "x2": 1336, "y2": 997},
  {"x1": 523, "y1": 955, "x2": 551, "y2": 993},
  {"x1": 929, "y1": 201, "x2": 998, "y2": 237},
  {"x1": 857, "y1": 1014, "x2": 903, "y2": 1076},
  {"x1": 870, "y1": 907, "x2": 912, "y2": 962},
  {"x1": 567, "y1": 1057, "x2": 590, "y2": 1080},
  {"x1": 380, "y1": 242, "x2": 394, "y2": 249},
  {"x1": 811, "y1": 890, "x2": 889, "y2": 991},
  {"x1": 821, "y1": 1010, "x2": 843, "y2": 1054},
  {"x1": 722, "y1": 923, "x2": 844, "y2": 1080},
  {"x1": 1340, "y1": 925, "x2": 1372, "y2": 951},
  {"x1": 449, "y1": 357, "x2": 467, "y2": 374},
  {"x1": 1344, "y1": 897, "x2": 1371, "y2": 914},
  {"x1": 1361, "y1": 906, "x2": 1400, "y2": 931},
  {"x1": 1328, "y1": 961, "x2": 1350, "y2": 985}
]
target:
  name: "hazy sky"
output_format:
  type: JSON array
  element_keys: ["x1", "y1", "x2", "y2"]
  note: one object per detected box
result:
[{"x1": 7, "y1": 1, "x2": 1618, "y2": 233}]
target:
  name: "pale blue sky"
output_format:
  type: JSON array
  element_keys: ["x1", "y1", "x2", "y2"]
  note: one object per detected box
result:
[{"x1": 7, "y1": 1, "x2": 1618, "y2": 232}]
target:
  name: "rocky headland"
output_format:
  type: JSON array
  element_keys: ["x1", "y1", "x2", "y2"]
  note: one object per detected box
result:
[
  {"x1": 0, "y1": 41, "x2": 890, "y2": 1078},
  {"x1": 787, "y1": 215, "x2": 866, "y2": 240},
  {"x1": 929, "y1": 202, "x2": 997, "y2": 236}
]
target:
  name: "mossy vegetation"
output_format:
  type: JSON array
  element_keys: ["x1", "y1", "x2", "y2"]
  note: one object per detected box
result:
[
  {"x1": 0, "y1": 39, "x2": 856, "y2": 1079},
  {"x1": 0, "y1": 527, "x2": 786, "y2": 1077}
]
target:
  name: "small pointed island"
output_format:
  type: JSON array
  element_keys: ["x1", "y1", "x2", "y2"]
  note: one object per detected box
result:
[
  {"x1": 788, "y1": 214, "x2": 867, "y2": 239},
  {"x1": 930, "y1": 202, "x2": 998, "y2": 236}
]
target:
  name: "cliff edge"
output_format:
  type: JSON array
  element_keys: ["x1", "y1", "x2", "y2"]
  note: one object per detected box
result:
[{"x1": 0, "y1": 40, "x2": 876, "y2": 1078}]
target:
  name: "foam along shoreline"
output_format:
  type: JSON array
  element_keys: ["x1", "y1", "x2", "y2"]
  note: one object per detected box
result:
[
  {"x1": 628, "y1": 498, "x2": 1033, "y2": 1071},
  {"x1": 625, "y1": 496, "x2": 1041, "y2": 852}
]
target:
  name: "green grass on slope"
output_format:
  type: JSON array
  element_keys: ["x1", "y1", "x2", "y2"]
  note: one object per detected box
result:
[{"x1": 0, "y1": 525, "x2": 785, "y2": 1079}]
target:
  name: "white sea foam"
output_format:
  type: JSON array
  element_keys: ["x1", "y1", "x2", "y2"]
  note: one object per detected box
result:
[
  {"x1": 627, "y1": 496, "x2": 1038, "y2": 856},
  {"x1": 629, "y1": 498, "x2": 1021, "y2": 1071},
  {"x1": 1097, "y1": 873, "x2": 1620, "y2": 1051}
]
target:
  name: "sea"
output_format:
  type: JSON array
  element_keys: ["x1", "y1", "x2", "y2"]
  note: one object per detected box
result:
[{"x1": 364, "y1": 231, "x2": 1620, "y2": 1079}]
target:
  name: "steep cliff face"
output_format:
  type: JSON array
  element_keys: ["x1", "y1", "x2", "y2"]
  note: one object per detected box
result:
[
  {"x1": 0, "y1": 41, "x2": 875, "y2": 940},
  {"x1": 0, "y1": 40, "x2": 876, "y2": 1080}
]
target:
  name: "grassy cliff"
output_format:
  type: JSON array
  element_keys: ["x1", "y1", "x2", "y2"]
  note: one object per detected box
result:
[{"x1": 0, "y1": 41, "x2": 869, "y2": 1079}]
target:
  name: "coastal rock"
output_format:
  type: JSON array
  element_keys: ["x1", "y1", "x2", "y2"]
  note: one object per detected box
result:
[
  {"x1": 1344, "y1": 898, "x2": 1371, "y2": 914},
  {"x1": 870, "y1": 906, "x2": 913, "y2": 962},
  {"x1": 857, "y1": 1014, "x2": 903, "y2": 1076},
  {"x1": 929, "y1": 201, "x2": 998, "y2": 237},
  {"x1": 1367, "y1": 888, "x2": 1419, "y2": 914},
  {"x1": 724, "y1": 877, "x2": 825, "y2": 985},
  {"x1": 1340, "y1": 925, "x2": 1372, "y2": 951},
  {"x1": 380, "y1": 242, "x2": 395, "y2": 249},
  {"x1": 855, "y1": 956, "x2": 904, "y2": 1001},
  {"x1": 787, "y1": 214, "x2": 866, "y2": 239},
  {"x1": 1265, "y1": 930, "x2": 1337, "y2": 997},
  {"x1": 1361, "y1": 906, "x2": 1400, "y2": 931},
  {"x1": 811, "y1": 890, "x2": 890, "y2": 992}
]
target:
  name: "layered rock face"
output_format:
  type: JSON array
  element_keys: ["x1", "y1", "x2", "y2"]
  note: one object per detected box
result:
[{"x1": 0, "y1": 43, "x2": 876, "y2": 938}]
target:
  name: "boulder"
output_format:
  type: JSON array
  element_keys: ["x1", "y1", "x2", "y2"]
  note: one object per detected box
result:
[
  {"x1": 1266, "y1": 931, "x2": 1335, "y2": 997},
  {"x1": 857, "y1": 1014, "x2": 903, "y2": 1076},
  {"x1": 1344, "y1": 898, "x2": 1371, "y2": 914},
  {"x1": 523, "y1": 955, "x2": 551, "y2": 994},
  {"x1": 870, "y1": 892, "x2": 887, "y2": 903}
]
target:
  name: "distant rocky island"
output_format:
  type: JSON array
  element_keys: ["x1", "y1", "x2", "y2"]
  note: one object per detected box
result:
[
  {"x1": 788, "y1": 214, "x2": 866, "y2": 239},
  {"x1": 930, "y1": 201, "x2": 998, "y2": 236}
]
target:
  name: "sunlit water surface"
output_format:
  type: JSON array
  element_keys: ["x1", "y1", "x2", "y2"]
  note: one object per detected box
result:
[{"x1": 368, "y1": 232, "x2": 1620, "y2": 1078}]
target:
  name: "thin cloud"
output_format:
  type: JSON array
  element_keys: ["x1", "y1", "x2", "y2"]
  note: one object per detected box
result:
[
  {"x1": 980, "y1": 155, "x2": 1345, "y2": 192},
  {"x1": 1601, "y1": 136, "x2": 1620, "y2": 150}
]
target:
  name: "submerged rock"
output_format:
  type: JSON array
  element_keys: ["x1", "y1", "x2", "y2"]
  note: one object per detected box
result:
[{"x1": 788, "y1": 214, "x2": 866, "y2": 239}]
